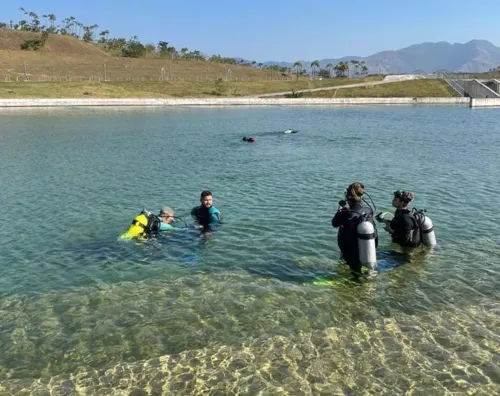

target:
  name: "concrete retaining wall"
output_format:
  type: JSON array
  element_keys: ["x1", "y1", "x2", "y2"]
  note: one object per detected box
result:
[
  {"x1": 0, "y1": 97, "x2": 470, "y2": 108},
  {"x1": 462, "y1": 80, "x2": 500, "y2": 98},
  {"x1": 470, "y1": 98, "x2": 500, "y2": 107},
  {"x1": 491, "y1": 80, "x2": 500, "y2": 95}
]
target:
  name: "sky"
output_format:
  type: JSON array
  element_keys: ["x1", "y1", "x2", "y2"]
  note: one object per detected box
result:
[{"x1": 4, "y1": 0, "x2": 500, "y2": 62}]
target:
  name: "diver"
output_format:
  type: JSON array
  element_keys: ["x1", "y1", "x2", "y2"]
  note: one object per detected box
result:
[
  {"x1": 120, "y1": 206, "x2": 185, "y2": 239},
  {"x1": 331, "y1": 182, "x2": 378, "y2": 275},
  {"x1": 191, "y1": 190, "x2": 222, "y2": 232},
  {"x1": 376, "y1": 190, "x2": 422, "y2": 248},
  {"x1": 242, "y1": 136, "x2": 256, "y2": 143}
]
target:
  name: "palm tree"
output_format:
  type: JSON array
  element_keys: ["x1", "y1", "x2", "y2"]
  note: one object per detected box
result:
[
  {"x1": 310, "y1": 60, "x2": 320, "y2": 79},
  {"x1": 326, "y1": 62, "x2": 334, "y2": 78},
  {"x1": 340, "y1": 61, "x2": 349, "y2": 78},
  {"x1": 360, "y1": 61, "x2": 369, "y2": 76},
  {"x1": 350, "y1": 60, "x2": 358, "y2": 77},
  {"x1": 28, "y1": 12, "x2": 39, "y2": 31},
  {"x1": 99, "y1": 29, "x2": 110, "y2": 44},
  {"x1": 48, "y1": 14, "x2": 56, "y2": 29},
  {"x1": 293, "y1": 61, "x2": 303, "y2": 80}
]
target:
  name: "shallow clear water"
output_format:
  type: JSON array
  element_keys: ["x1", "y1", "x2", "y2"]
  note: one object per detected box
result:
[{"x1": 0, "y1": 106, "x2": 499, "y2": 395}]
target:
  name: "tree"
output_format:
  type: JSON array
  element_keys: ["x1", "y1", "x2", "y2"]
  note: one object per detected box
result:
[
  {"x1": 310, "y1": 60, "x2": 320, "y2": 79},
  {"x1": 293, "y1": 61, "x2": 303, "y2": 80},
  {"x1": 98, "y1": 29, "x2": 109, "y2": 44},
  {"x1": 121, "y1": 36, "x2": 146, "y2": 58},
  {"x1": 318, "y1": 68, "x2": 331, "y2": 79},
  {"x1": 61, "y1": 16, "x2": 76, "y2": 35},
  {"x1": 326, "y1": 62, "x2": 334, "y2": 78},
  {"x1": 48, "y1": 14, "x2": 56, "y2": 28},
  {"x1": 336, "y1": 61, "x2": 349, "y2": 78},
  {"x1": 360, "y1": 61, "x2": 368, "y2": 76},
  {"x1": 350, "y1": 60, "x2": 359, "y2": 77},
  {"x1": 28, "y1": 12, "x2": 40, "y2": 32},
  {"x1": 82, "y1": 24, "x2": 98, "y2": 42}
]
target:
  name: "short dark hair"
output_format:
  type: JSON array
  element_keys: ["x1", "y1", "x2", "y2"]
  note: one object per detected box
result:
[{"x1": 200, "y1": 190, "x2": 212, "y2": 199}]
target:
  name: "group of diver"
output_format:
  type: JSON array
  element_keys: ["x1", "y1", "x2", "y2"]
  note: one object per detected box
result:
[
  {"x1": 120, "y1": 183, "x2": 436, "y2": 279},
  {"x1": 332, "y1": 182, "x2": 436, "y2": 277},
  {"x1": 120, "y1": 190, "x2": 221, "y2": 240}
]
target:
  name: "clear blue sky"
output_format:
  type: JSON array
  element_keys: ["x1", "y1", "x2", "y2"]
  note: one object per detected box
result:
[{"x1": 4, "y1": 0, "x2": 500, "y2": 62}]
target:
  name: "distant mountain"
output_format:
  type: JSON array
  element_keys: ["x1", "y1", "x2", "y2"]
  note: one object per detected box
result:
[{"x1": 262, "y1": 40, "x2": 500, "y2": 74}]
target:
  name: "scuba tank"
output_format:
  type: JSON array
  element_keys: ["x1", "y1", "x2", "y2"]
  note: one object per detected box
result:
[
  {"x1": 421, "y1": 215, "x2": 437, "y2": 246},
  {"x1": 122, "y1": 209, "x2": 159, "y2": 239},
  {"x1": 357, "y1": 217, "x2": 377, "y2": 270},
  {"x1": 413, "y1": 208, "x2": 437, "y2": 247}
]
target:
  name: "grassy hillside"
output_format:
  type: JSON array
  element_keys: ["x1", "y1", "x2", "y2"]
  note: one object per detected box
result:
[
  {"x1": 301, "y1": 80, "x2": 459, "y2": 98},
  {"x1": 0, "y1": 28, "x2": 285, "y2": 82},
  {"x1": 0, "y1": 79, "x2": 385, "y2": 98}
]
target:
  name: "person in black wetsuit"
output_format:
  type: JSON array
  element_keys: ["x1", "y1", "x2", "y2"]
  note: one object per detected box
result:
[
  {"x1": 332, "y1": 182, "x2": 378, "y2": 275},
  {"x1": 378, "y1": 190, "x2": 422, "y2": 248}
]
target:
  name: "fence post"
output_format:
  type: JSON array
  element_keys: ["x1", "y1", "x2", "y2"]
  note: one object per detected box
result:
[
  {"x1": 24, "y1": 62, "x2": 27, "y2": 81},
  {"x1": 103, "y1": 64, "x2": 107, "y2": 82}
]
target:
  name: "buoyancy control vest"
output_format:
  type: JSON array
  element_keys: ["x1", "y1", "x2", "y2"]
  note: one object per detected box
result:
[
  {"x1": 393, "y1": 209, "x2": 422, "y2": 248},
  {"x1": 125, "y1": 210, "x2": 161, "y2": 238}
]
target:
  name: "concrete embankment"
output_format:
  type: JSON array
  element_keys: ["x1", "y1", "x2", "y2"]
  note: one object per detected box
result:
[
  {"x1": 0, "y1": 97, "x2": 470, "y2": 108},
  {"x1": 470, "y1": 98, "x2": 500, "y2": 107}
]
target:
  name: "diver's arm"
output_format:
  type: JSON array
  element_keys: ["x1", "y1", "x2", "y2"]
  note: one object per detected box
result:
[
  {"x1": 332, "y1": 209, "x2": 347, "y2": 228},
  {"x1": 159, "y1": 222, "x2": 186, "y2": 232},
  {"x1": 208, "y1": 210, "x2": 221, "y2": 228}
]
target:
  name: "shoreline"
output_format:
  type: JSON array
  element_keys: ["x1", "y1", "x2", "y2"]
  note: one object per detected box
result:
[
  {"x1": 0, "y1": 97, "x2": 499, "y2": 107},
  {"x1": 0, "y1": 97, "x2": 474, "y2": 108}
]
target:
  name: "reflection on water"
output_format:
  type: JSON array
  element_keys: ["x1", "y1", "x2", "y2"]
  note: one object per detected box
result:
[{"x1": 0, "y1": 106, "x2": 499, "y2": 394}]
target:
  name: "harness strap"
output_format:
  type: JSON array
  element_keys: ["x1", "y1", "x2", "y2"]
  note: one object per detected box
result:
[{"x1": 132, "y1": 219, "x2": 146, "y2": 228}]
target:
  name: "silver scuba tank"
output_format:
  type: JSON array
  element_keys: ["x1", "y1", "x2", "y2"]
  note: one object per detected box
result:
[
  {"x1": 357, "y1": 219, "x2": 377, "y2": 270},
  {"x1": 422, "y1": 215, "x2": 437, "y2": 246}
]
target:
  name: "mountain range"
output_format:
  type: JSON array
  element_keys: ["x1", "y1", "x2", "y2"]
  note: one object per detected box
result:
[{"x1": 262, "y1": 40, "x2": 500, "y2": 74}]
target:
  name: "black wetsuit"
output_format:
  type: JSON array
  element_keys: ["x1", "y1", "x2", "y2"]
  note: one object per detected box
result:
[
  {"x1": 390, "y1": 209, "x2": 420, "y2": 247},
  {"x1": 332, "y1": 202, "x2": 377, "y2": 274}
]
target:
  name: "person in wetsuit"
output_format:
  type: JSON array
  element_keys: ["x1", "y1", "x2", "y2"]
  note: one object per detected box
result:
[
  {"x1": 120, "y1": 206, "x2": 185, "y2": 240},
  {"x1": 378, "y1": 190, "x2": 421, "y2": 248},
  {"x1": 332, "y1": 182, "x2": 378, "y2": 275},
  {"x1": 191, "y1": 190, "x2": 222, "y2": 232}
]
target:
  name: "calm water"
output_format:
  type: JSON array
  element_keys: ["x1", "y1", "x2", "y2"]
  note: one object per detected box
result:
[{"x1": 0, "y1": 106, "x2": 499, "y2": 395}]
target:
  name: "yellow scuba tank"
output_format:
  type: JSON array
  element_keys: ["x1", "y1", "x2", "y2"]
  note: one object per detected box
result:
[{"x1": 120, "y1": 210, "x2": 153, "y2": 240}]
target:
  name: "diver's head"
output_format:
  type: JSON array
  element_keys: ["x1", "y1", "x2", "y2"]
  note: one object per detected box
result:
[
  {"x1": 159, "y1": 206, "x2": 174, "y2": 223},
  {"x1": 200, "y1": 190, "x2": 213, "y2": 209},
  {"x1": 392, "y1": 190, "x2": 414, "y2": 209},
  {"x1": 344, "y1": 182, "x2": 364, "y2": 206}
]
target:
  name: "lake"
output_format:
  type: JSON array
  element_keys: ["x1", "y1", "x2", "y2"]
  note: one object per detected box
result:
[{"x1": 0, "y1": 105, "x2": 499, "y2": 395}]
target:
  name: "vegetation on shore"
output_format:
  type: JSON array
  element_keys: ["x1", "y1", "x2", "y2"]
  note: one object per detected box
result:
[
  {"x1": 300, "y1": 80, "x2": 459, "y2": 98},
  {"x1": 0, "y1": 78, "x2": 386, "y2": 98}
]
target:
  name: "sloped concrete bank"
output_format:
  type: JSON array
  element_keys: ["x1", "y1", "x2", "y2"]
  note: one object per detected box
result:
[{"x1": 0, "y1": 97, "x2": 471, "y2": 108}]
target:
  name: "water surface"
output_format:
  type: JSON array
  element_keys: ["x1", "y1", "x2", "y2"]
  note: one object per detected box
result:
[{"x1": 0, "y1": 106, "x2": 499, "y2": 395}]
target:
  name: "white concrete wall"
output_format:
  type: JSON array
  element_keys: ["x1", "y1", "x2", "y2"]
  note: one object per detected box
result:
[
  {"x1": 0, "y1": 97, "x2": 470, "y2": 108},
  {"x1": 470, "y1": 98, "x2": 500, "y2": 107}
]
